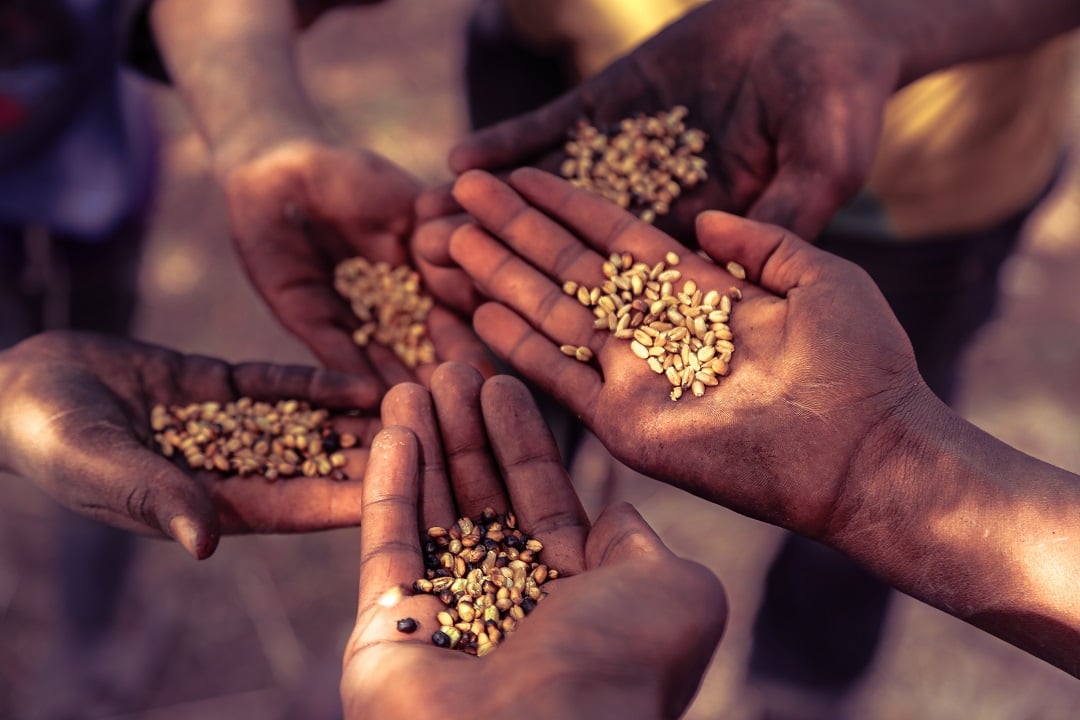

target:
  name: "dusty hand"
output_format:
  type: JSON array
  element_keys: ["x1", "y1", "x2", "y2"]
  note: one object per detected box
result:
[
  {"x1": 341, "y1": 363, "x2": 725, "y2": 719},
  {"x1": 223, "y1": 139, "x2": 491, "y2": 386},
  {"x1": 448, "y1": 169, "x2": 925, "y2": 541},
  {"x1": 446, "y1": 0, "x2": 901, "y2": 243},
  {"x1": 0, "y1": 331, "x2": 382, "y2": 559}
]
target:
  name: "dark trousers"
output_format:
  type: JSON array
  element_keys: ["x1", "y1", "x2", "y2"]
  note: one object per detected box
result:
[
  {"x1": 463, "y1": 0, "x2": 1040, "y2": 690},
  {"x1": 1, "y1": 216, "x2": 144, "y2": 648},
  {"x1": 749, "y1": 212, "x2": 1030, "y2": 688}
]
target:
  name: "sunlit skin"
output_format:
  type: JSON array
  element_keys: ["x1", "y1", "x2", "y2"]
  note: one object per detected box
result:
[
  {"x1": 151, "y1": 0, "x2": 493, "y2": 386},
  {"x1": 0, "y1": 331, "x2": 382, "y2": 559},
  {"x1": 446, "y1": 168, "x2": 1080, "y2": 677},
  {"x1": 341, "y1": 364, "x2": 727, "y2": 719}
]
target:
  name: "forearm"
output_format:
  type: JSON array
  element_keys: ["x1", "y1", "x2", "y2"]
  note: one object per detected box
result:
[
  {"x1": 150, "y1": 0, "x2": 333, "y2": 178},
  {"x1": 845, "y1": 0, "x2": 1080, "y2": 85},
  {"x1": 834, "y1": 387, "x2": 1080, "y2": 675}
]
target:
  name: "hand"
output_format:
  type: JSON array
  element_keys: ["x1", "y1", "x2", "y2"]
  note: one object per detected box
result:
[
  {"x1": 222, "y1": 139, "x2": 492, "y2": 386},
  {"x1": 341, "y1": 363, "x2": 725, "y2": 719},
  {"x1": 445, "y1": 0, "x2": 903, "y2": 242},
  {"x1": 410, "y1": 207, "x2": 486, "y2": 318},
  {"x1": 447, "y1": 169, "x2": 927, "y2": 542},
  {"x1": 0, "y1": 331, "x2": 383, "y2": 559}
]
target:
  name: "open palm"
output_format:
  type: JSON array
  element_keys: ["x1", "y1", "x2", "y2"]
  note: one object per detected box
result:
[{"x1": 449, "y1": 169, "x2": 924, "y2": 540}]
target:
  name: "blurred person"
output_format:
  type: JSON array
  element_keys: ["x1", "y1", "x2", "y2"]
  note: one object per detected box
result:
[
  {"x1": 342, "y1": 363, "x2": 727, "y2": 719},
  {"x1": 148, "y1": 0, "x2": 493, "y2": 390},
  {"x1": 444, "y1": 167, "x2": 1080, "y2": 683},
  {"x1": 410, "y1": 0, "x2": 1079, "y2": 712},
  {"x1": 1, "y1": 1, "x2": 164, "y2": 714}
]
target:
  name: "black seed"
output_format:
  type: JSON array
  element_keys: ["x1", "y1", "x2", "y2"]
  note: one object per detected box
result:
[
  {"x1": 321, "y1": 432, "x2": 341, "y2": 452},
  {"x1": 520, "y1": 598, "x2": 537, "y2": 615},
  {"x1": 432, "y1": 631, "x2": 451, "y2": 648},
  {"x1": 396, "y1": 618, "x2": 418, "y2": 633}
]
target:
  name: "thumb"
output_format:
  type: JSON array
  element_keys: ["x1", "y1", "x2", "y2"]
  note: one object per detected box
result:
[
  {"x1": 695, "y1": 210, "x2": 835, "y2": 298},
  {"x1": 585, "y1": 502, "x2": 669, "y2": 569},
  {"x1": 746, "y1": 163, "x2": 849, "y2": 242},
  {"x1": 91, "y1": 442, "x2": 221, "y2": 560}
]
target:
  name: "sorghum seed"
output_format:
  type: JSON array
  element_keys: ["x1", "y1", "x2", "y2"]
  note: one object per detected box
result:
[
  {"x1": 335, "y1": 257, "x2": 435, "y2": 368},
  {"x1": 152, "y1": 397, "x2": 351, "y2": 481},
  {"x1": 725, "y1": 261, "x2": 746, "y2": 280},
  {"x1": 570, "y1": 249, "x2": 736, "y2": 401},
  {"x1": 413, "y1": 509, "x2": 559, "y2": 656}
]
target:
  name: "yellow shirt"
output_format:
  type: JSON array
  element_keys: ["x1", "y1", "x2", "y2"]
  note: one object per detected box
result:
[{"x1": 504, "y1": 0, "x2": 1073, "y2": 239}]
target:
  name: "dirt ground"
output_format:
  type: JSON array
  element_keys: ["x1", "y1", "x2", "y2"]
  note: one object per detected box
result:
[{"x1": 2, "y1": 3, "x2": 1079, "y2": 718}]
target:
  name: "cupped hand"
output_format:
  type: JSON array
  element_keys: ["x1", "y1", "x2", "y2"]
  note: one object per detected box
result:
[
  {"x1": 448, "y1": 169, "x2": 925, "y2": 541},
  {"x1": 222, "y1": 138, "x2": 491, "y2": 386},
  {"x1": 446, "y1": 0, "x2": 902, "y2": 243},
  {"x1": 0, "y1": 331, "x2": 383, "y2": 559},
  {"x1": 341, "y1": 363, "x2": 725, "y2": 719}
]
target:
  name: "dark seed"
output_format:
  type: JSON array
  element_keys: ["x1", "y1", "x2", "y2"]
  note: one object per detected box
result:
[
  {"x1": 396, "y1": 618, "x2": 418, "y2": 633},
  {"x1": 431, "y1": 630, "x2": 451, "y2": 648},
  {"x1": 520, "y1": 598, "x2": 537, "y2": 615},
  {"x1": 321, "y1": 432, "x2": 341, "y2": 453}
]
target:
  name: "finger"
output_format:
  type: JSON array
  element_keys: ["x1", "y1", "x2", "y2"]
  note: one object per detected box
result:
[
  {"x1": 472, "y1": 303, "x2": 601, "y2": 428},
  {"x1": 357, "y1": 427, "x2": 424, "y2": 610},
  {"x1": 747, "y1": 167, "x2": 849, "y2": 243},
  {"x1": 229, "y1": 363, "x2": 383, "y2": 411},
  {"x1": 380, "y1": 383, "x2": 456, "y2": 529},
  {"x1": 413, "y1": 215, "x2": 469, "y2": 268},
  {"x1": 747, "y1": 105, "x2": 879, "y2": 242},
  {"x1": 695, "y1": 211, "x2": 833, "y2": 297},
  {"x1": 424, "y1": 306, "x2": 496, "y2": 380},
  {"x1": 233, "y1": 220, "x2": 381, "y2": 378},
  {"x1": 449, "y1": 223, "x2": 604, "y2": 354},
  {"x1": 54, "y1": 431, "x2": 221, "y2": 560},
  {"x1": 480, "y1": 375, "x2": 590, "y2": 574},
  {"x1": 415, "y1": 253, "x2": 484, "y2": 317},
  {"x1": 414, "y1": 183, "x2": 462, "y2": 223},
  {"x1": 504, "y1": 167, "x2": 690, "y2": 265},
  {"x1": 216, "y1": 268, "x2": 377, "y2": 379},
  {"x1": 584, "y1": 502, "x2": 669, "y2": 569},
  {"x1": 209, "y1": 470, "x2": 365, "y2": 534},
  {"x1": 448, "y1": 91, "x2": 585, "y2": 174},
  {"x1": 361, "y1": 341, "x2": 417, "y2": 388},
  {"x1": 428, "y1": 362, "x2": 509, "y2": 517},
  {"x1": 452, "y1": 170, "x2": 610, "y2": 290}
]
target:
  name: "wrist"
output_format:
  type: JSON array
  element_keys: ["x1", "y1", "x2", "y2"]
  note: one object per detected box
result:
[
  {"x1": 209, "y1": 114, "x2": 337, "y2": 185},
  {"x1": 825, "y1": 380, "x2": 1080, "y2": 640},
  {"x1": 842, "y1": 0, "x2": 1080, "y2": 86}
]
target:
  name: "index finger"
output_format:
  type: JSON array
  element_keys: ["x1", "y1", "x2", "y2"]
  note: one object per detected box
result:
[
  {"x1": 448, "y1": 91, "x2": 585, "y2": 174},
  {"x1": 358, "y1": 426, "x2": 424, "y2": 610},
  {"x1": 480, "y1": 375, "x2": 590, "y2": 575}
]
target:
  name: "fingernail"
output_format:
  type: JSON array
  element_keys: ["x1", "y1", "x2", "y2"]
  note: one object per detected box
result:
[{"x1": 169, "y1": 516, "x2": 202, "y2": 559}]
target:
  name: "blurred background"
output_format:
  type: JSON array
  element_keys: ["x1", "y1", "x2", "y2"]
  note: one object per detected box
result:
[{"x1": 1, "y1": 2, "x2": 1079, "y2": 718}]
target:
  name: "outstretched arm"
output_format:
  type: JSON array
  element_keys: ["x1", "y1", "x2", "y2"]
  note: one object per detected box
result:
[
  {"x1": 437, "y1": 0, "x2": 1080, "y2": 244},
  {"x1": 341, "y1": 364, "x2": 726, "y2": 719},
  {"x1": 0, "y1": 331, "x2": 380, "y2": 559},
  {"x1": 150, "y1": 0, "x2": 491, "y2": 385},
  {"x1": 447, "y1": 168, "x2": 1080, "y2": 676}
]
